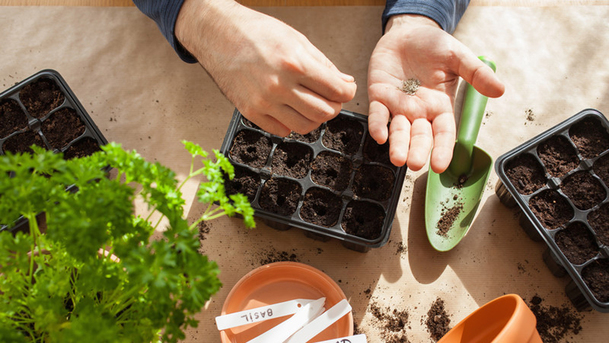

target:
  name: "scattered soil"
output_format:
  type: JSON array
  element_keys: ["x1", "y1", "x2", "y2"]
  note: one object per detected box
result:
[
  {"x1": 223, "y1": 165, "x2": 260, "y2": 202},
  {"x1": 353, "y1": 164, "x2": 395, "y2": 201},
  {"x1": 41, "y1": 107, "x2": 85, "y2": 150},
  {"x1": 555, "y1": 222, "x2": 599, "y2": 265},
  {"x1": 2, "y1": 130, "x2": 46, "y2": 154},
  {"x1": 527, "y1": 295, "x2": 582, "y2": 343},
  {"x1": 537, "y1": 135, "x2": 580, "y2": 178},
  {"x1": 0, "y1": 99, "x2": 28, "y2": 139},
  {"x1": 363, "y1": 134, "x2": 391, "y2": 165},
  {"x1": 581, "y1": 258, "x2": 609, "y2": 303},
  {"x1": 369, "y1": 302, "x2": 411, "y2": 343},
  {"x1": 437, "y1": 203, "x2": 464, "y2": 237},
  {"x1": 425, "y1": 298, "x2": 451, "y2": 342},
  {"x1": 593, "y1": 153, "x2": 609, "y2": 185},
  {"x1": 560, "y1": 171, "x2": 605, "y2": 210},
  {"x1": 341, "y1": 200, "x2": 385, "y2": 240},
  {"x1": 321, "y1": 116, "x2": 364, "y2": 155},
  {"x1": 399, "y1": 78, "x2": 420, "y2": 95},
  {"x1": 19, "y1": 78, "x2": 65, "y2": 119},
  {"x1": 63, "y1": 137, "x2": 101, "y2": 159},
  {"x1": 505, "y1": 154, "x2": 546, "y2": 195},
  {"x1": 525, "y1": 108, "x2": 535, "y2": 122},
  {"x1": 569, "y1": 117, "x2": 609, "y2": 159},
  {"x1": 271, "y1": 141, "x2": 312, "y2": 179},
  {"x1": 229, "y1": 129, "x2": 272, "y2": 168},
  {"x1": 588, "y1": 203, "x2": 609, "y2": 246},
  {"x1": 259, "y1": 248, "x2": 299, "y2": 265},
  {"x1": 258, "y1": 177, "x2": 301, "y2": 216},
  {"x1": 287, "y1": 127, "x2": 321, "y2": 143},
  {"x1": 300, "y1": 188, "x2": 342, "y2": 227},
  {"x1": 310, "y1": 151, "x2": 353, "y2": 191},
  {"x1": 197, "y1": 221, "x2": 210, "y2": 241},
  {"x1": 529, "y1": 190, "x2": 573, "y2": 230}
]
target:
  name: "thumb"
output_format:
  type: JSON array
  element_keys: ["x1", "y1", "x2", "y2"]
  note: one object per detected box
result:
[{"x1": 455, "y1": 48, "x2": 505, "y2": 98}]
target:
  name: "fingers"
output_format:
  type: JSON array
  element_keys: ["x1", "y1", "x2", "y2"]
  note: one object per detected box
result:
[
  {"x1": 454, "y1": 48, "x2": 505, "y2": 98},
  {"x1": 403, "y1": 118, "x2": 433, "y2": 171},
  {"x1": 288, "y1": 85, "x2": 343, "y2": 131},
  {"x1": 249, "y1": 114, "x2": 292, "y2": 137},
  {"x1": 429, "y1": 112, "x2": 456, "y2": 174},
  {"x1": 387, "y1": 115, "x2": 410, "y2": 168},
  {"x1": 299, "y1": 48, "x2": 357, "y2": 104},
  {"x1": 368, "y1": 100, "x2": 391, "y2": 144}
]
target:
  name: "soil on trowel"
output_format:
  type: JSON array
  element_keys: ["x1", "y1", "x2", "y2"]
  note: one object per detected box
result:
[
  {"x1": 369, "y1": 302, "x2": 411, "y2": 343},
  {"x1": 527, "y1": 295, "x2": 582, "y2": 343},
  {"x1": 425, "y1": 297, "x2": 452, "y2": 342},
  {"x1": 437, "y1": 203, "x2": 464, "y2": 237}
]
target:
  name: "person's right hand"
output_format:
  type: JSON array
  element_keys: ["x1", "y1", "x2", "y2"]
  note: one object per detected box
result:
[{"x1": 175, "y1": 0, "x2": 357, "y2": 136}]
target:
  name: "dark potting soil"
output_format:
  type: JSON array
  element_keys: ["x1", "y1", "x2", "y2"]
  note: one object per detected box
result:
[
  {"x1": 241, "y1": 117, "x2": 261, "y2": 130},
  {"x1": 321, "y1": 116, "x2": 364, "y2": 156},
  {"x1": 527, "y1": 295, "x2": 582, "y2": 343},
  {"x1": 363, "y1": 135, "x2": 391, "y2": 165},
  {"x1": 555, "y1": 222, "x2": 599, "y2": 265},
  {"x1": 588, "y1": 203, "x2": 609, "y2": 246},
  {"x1": 41, "y1": 107, "x2": 85, "y2": 150},
  {"x1": 19, "y1": 78, "x2": 65, "y2": 119},
  {"x1": 569, "y1": 117, "x2": 609, "y2": 159},
  {"x1": 560, "y1": 171, "x2": 606, "y2": 210},
  {"x1": 3, "y1": 130, "x2": 46, "y2": 154},
  {"x1": 529, "y1": 190, "x2": 573, "y2": 230},
  {"x1": 353, "y1": 164, "x2": 394, "y2": 201},
  {"x1": 505, "y1": 154, "x2": 546, "y2": 195},
  {"x1": 258, "y1": 177, "x2": 301, "y2": 216},
  {"x1": 229, "y1": 130, "x2": 272, "y2": 168},
  {"x1": 537, "y1": 135, "x2": 580, "y2": 178},
  {"x1": 369, "y1": 302, "x2": 411, "y2": 343},
  {"x1": 310, "y1": 151, "x2": 353, "y2": 191},
  {"x1": 63, "y1": 137, "x2": 101, "y2": 160},
  {"x1": 581, "y1": 258, "x2": 609, "y2": 303},
  {"x1": 0, "y1": 99, "x2": 28, "y2": 139},
  {"x1": 425, "y1": 298, "x2": 451, "y2": 342},
  {"x1": 223, "y1": 165, "x2": 260, "y2": 202},
  {"x1": 300, "y1": 188, "x2": 342, "y2": 227},
  {"x1": 287, "y1": 127, "x2": 321, "y2": 143},
  {"x1": 258, "y1": 248, "x2": 300, "y2": 265},
  {"x1": 437, "y1": 203, "x2": 464, "y2": 237},
  {"x1": 593, "y1": 153, "x2": 609, "y2": 185},
  {"x1": 341, "y1": 200, "x2": 385, "y2": 240},
  {"x1": 270, "y1": 141, "x2": 312, "y2": 179}
]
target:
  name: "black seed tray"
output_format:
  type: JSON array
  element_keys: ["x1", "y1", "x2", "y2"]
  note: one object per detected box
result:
[
  {"x1": 0, "y1": 69, "x2": 108, "y2": 233},
  {"x1": 495, "y1": 108, "x2": 609, "y2": 312},
  {"x1": 219, "y1": 109, "x2": 408, "y2": 253}
]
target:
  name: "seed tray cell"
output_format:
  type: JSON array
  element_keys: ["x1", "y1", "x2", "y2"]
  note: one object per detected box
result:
[
  {"x1": 220, "y1": 109, "x2": 408, "y2": 252},
  {"x1": 495, "y1": 108, "x2": 609, "y2": 312}
]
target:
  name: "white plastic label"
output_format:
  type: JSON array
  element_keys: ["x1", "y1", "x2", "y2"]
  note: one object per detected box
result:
[
  {"x1": 215, "y1": 299, "x2": 317, "y2": 331},
  {"x1": 313, "y1": 334, "x2": 368, "y2": 343},
  {"x1": 285, "y1": 299, "x2": 352, "y2": 343}
]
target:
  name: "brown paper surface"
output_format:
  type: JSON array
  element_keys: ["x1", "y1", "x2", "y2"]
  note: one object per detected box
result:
[{"x1": 2, "y1": 5, "x2": 609, "y2": 342}]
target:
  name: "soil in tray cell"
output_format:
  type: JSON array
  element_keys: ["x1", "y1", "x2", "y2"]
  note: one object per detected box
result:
[
  {"x1": 362, "y1": 134, "x2": 391, "y2": 165},
  {"x1": 555, "y1": 222, "x2": 599, "y2": 265},
  {"x1": 287, "y1": 127, "x2": 321, "y2": 144},
  {"x1": 588, "y1": 203, "x2": 609, "y2": 246},
  {"x1": 537, "y1": 135, "x2": 579, "y2": 178},
  {"x1": 321, "y1": 116, "x2": 364, "y2": 156},
  {"x1": 19, "y1": 78, "x2": 65, "y2": 119},
  {"x1": 560, "y1": 171, "x2": 606, "y2": 210},
  {"x1": 505, "y1": 153, "x2": 546, "y2": 195},
  {"x1": 229, "y1": 130, "x2": 272, "y2": 169},
  {"x1": 593, "y1": 153, "x2": 609, "y2": 186},
  {"x1": 258, "y1": 177, "x2": 301, "y2": 216},
  {"x1": 63, "y1": 137, "x2": 101, "y2": 159},
  {"x1": 353, "y1": 164, "x2": 394, "y2": 201},
  {"x1": 581, "y1": 258, "x2": 609, "y2": 303},
  {"x1": 271, "y1": 141, "x2": 312, "y2": 179},
  {"x1": 0, "y1": 99, "x2": 28, "y2": 139},
  {"x1": 3, "y1": 130, "x2": 46, "y2": 154},
  {"x1": 41, "y1": 108, "x2": 86, "y2": 150},
  {"x1": 300, "y1": 188, "x2": 342, "y2": 227},
  {"x1": 224, "y1": 165, "x2": 260, "y2": 202},
  {"x1": 310, "y1": 151, "x2": 353, "y2": 191},
  {"x1": 569, "y1": 117, "x2": 609, "y2": 159},
  {"x1": 529, "y1": 190, "x2": 573, "y2": 230},
  {"x1": 341, "y1": 200, "x2": 385, "y2": 240}
]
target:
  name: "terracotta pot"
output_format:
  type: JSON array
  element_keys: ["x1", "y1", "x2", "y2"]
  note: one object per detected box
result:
[{"x1": 438, "y1": 294, "x2": 542, "y2": 343}]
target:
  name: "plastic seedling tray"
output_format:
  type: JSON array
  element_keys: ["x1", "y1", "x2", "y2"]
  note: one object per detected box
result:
[
  {"x1": 219, "y1": 109, "x2": 408, "y2": 252},
  {"x1": 0, "y1": 69, "x2": 108, "y2": 233},
  {"x1": 495, "y1": 108, "x2": 609, "y2": 312}
]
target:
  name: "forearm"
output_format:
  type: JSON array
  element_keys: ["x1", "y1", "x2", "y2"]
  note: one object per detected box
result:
[{"x1": 382, "y1": 0, "x2": 470, "y2": 33}]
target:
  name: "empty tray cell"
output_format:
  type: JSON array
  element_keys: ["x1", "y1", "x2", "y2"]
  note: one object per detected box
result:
[
  {"x1": 505, "y1": 153, "x2": 546, "y2": 195},
  {"x1": 0, "y1": 99, "x2": 28, "y2": 139},
  {"x1": 310, "y1": 151, "x2": 353, "y2": 192},
  {"x1": 271, "y1": 141, "x2": 312, "y2": 179},
  {"x1": 362, "y1": 134, "x2": 390, "y2": 165},
  {"x1": 19, "y1": 78, "x2": 65, "y2": 119},
  {"x1": 41, "y1": 107, "x2": 86, "y2": 150},
  {"x1": 287, "y1": 127, "x2": 321, "y2": 143},
  {"x1": 3, "y1": 130, "x2": 46, "y2": 154},
  {"x1": 529, "y1": 190, "x2": 573, "y2": 230},
  {"x1": 593, "y1": 154, "x2": 609, "y2": 186},
  {"x1": 258, "y1": 177, "x2": 301, "y2": 216},
  {"x1": 63, "y1": 137, "x2": 102, "y2": 159},
  {"x1": 588, "y1": 203, "x2": 609, "y2": 246},
  {"x1": 581, "y1": 258, "x2": 609, "y2": 303},
  {"x1": 229, "y1": 129, "x2": 272, "y2": 169},
  {"x1": 537, "y1": 135, "x2": 579, "y2": 178},
  {"x1": 561, "y1": 171, "x2": 606, "y2": 210},
  {"x1": 353, "y1": 164, "x2": 395, "y2": 201},
  {"x1": 300, "y1": 187, "x2": 342, "y2": 227},
  {"x1": 341, "y1": 200, "x2": 385, "y2": 240},
  {"x1": 224, "y1": 165, "x2": 260, "y2": 202},
  {"x1": 555, "y1": 222, "x2": 599, "y2": 265},
  {"x1": 569, "y1": 117, "x2": 609, "y2": 159},
  {"x1": 321, "y1": 116, "x2": 363, "y2": 155}
]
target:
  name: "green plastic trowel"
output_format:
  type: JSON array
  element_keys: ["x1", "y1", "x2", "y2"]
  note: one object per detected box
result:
[{"x1": 424, "y1": 56, "x2": 497, "y2": 252}]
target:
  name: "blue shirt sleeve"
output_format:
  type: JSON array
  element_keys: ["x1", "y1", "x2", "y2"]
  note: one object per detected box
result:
[
  {"x1": 132, "y1": 0, "x2": 197, "y2": 63},
  {"x1": 382, "y1": 0, "x2": 470, "y2": 34}
]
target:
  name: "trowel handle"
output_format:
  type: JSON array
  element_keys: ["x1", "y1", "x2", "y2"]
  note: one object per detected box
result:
[{"x1": 448, "y1": 56, "x2": 496, "y2": 177}]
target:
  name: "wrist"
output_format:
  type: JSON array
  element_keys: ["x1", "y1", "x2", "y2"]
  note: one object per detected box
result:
[{"x1": 385, "y1": 14, "x2": 440, "y2": 33}]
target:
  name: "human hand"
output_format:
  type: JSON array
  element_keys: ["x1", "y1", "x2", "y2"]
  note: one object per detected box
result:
[
  {"x1": 367, "y1": 14, "x2": 505, "y2": 173},
  {"x1": 176, "y1": 0, "x2": 357, "y2": 136}
]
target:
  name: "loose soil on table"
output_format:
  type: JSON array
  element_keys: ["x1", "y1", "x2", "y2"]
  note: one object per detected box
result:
[
  {"x1": 229, "y1": 129, "x2": 272, "y2": 168},
  {"x1": 527, "y1": 295, "x2": 582, "y2": 343},
  {"x1": 353, "y1": 164, "x2": 394, "y2": 201},
  {"x1": 223, "y1": 165, "x2": 260, "y2": 202},
  {"x1": 537, "y1": 135, "x2": 580, "y2": 178},
  {"x1": 588, "y1": 203, "x2": 609, "y2": 246},
  {"x1": 310, "y1": 151, "x2": 353, "y2": 191},
  {"x1": 258, "y1": 177, "x2": 301, "y2": 216},
  {"x1": 41, "y1": 107, "x2": 85, "y2": 150},
  {"x1": 369, "y1": 302, "x2": 411, "y2": 343},
  {"x1": 341, "y1": 200, "x2": 385, "y2": 240},
  {"x1": 0, "y1": 99, "x2": 28, "y2": 139},
  {"x1": 363, "y1": 134, "x2": 391, "y2": 165},
  {"x1": 560, "y1": 171, "x2": 606, "y2": 210},
  {"x1": 593, "y1": 153, "x2": 609, "y2": 185},
  {"x1": 437, "y1": 203, "x2": 464, "y2": 237},
  {"x1": 63, "y1": 137, "x2": 101, "y2": 159},
  {"x1": 569, "y1": 117, "x2": 609, "y2": 159},
  {"x1": 300, "y1": 188, "x2": 342, "y2": 227},
  {"x1": 321, "y1": 116, "x2": 363, "y2": 156},
  {"x1": 529, "y1": 190, "x2": 573, "y2": 230},
  {"x1": 270, "y1": 141, "x2": 312, "y2": 179},
  {"x1": 505, "y1": 154, "x2": 546, "y2": 195},
  {"x1": 19, "y1": 78, "x2": 65, "y2": 119},
  {"x1": 258, "y1": 248, "x2": 300, "y2": 265},
  {"x1": 425, "y1": 297, "x2": 451, "y2": 342},
  {"x1": 2, "y1": 130, "x2": 46, "y2": 154},
  {"x1": 555, "y1": 222, "x2": 599, "y2": 265},
  {"x1": 581, "y1": 258, "x2": 609, "y2": 303}
]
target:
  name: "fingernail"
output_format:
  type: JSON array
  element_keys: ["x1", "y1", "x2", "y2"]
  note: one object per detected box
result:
[{"x1": 340, "y1": 72, "x2": 355, "y2": 83}]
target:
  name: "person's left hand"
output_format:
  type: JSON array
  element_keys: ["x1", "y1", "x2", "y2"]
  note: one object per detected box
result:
[{"x1": 367, "y1": 14, "x2": 505, "y2": 173}]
